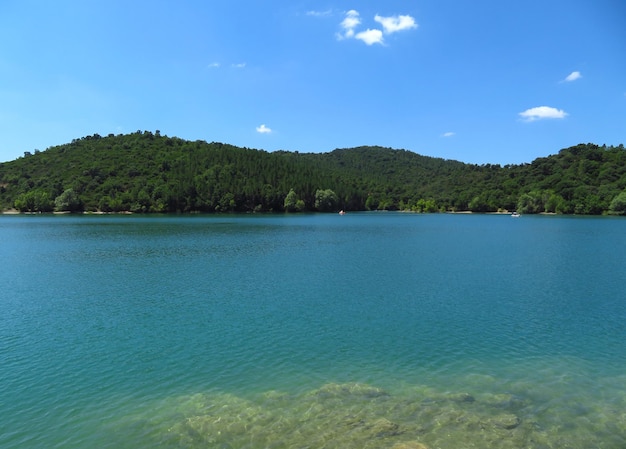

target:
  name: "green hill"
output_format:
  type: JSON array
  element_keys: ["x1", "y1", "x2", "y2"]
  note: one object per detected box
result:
[{"x1": 1, "y1": 131, "x2": 625, "y2": 215}]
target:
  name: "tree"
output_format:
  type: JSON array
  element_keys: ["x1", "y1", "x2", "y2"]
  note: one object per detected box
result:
[
  {"x1": 517, "y1": 191, "x2": 543, "y2": 214},
  {"x1": 54, "y1": 188, "x2": 82, "y2": 212},
  {"x1": 413, "y1": 198, "x2": 438, "y2": 213},
  {"x1": 468, "y1": 195, "x2": 490, "y2": 212},
  {"x1": 98, "y1": 195, "x2": 114, "y2": 212},
  {"x1": 609, "y1": 191, "x2": 626, "y2": 215},
  {"x1": 284, "y1": 188, "x2": 298, "y2": 212},
  {"x1": 217, "y1": 192, "x2": 235, "y2": 212},
  {"x1": 365, "y1": 194, "x2": 378, "y2": 211},
  {"x1": 14, "y1": 189, "x2": 53, "y2": 212},
  {"x1": 315, "y1": 189, "x2": 338, "y2": 212},
  {"x1": 544, "y1": 191, "x2": 566, "y2": 213}
]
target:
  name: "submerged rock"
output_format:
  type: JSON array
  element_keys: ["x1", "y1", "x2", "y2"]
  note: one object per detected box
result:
[
  {"x1": 488, "y1": 413, "x2": 521, "y2": 429},
  {"x1": 133, "y1": 383, "x2": 552, "y2": 449},
  {"x1": 391, "y1": 441, "x2": 430, "y2": 449},
  {"x1": 447, "y1": 392, "x2": 476, "y2": 403},
  {"x1": 367, "y1": 417, "x2": 402, "y2": 438},
  {"x1": 483, "y1": 393, "x2": 527, "y2": 410}
]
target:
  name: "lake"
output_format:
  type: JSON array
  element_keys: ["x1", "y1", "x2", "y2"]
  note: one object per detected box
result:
[{"x1": 1, "y1": 212, "x2": 625, "y2": 448}]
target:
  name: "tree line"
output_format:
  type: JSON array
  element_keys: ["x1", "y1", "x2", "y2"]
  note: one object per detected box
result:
[{"x1": 1, "y1": 131, "x2": 625, "y2": 215}]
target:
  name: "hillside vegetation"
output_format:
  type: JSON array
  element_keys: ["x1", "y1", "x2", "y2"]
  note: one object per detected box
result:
[{"x1": 1, "y1": 130, "x2": 625, "y2": 215}]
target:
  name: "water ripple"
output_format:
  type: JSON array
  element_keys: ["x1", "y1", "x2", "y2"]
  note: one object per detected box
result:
[{"x1": 1, "y1": 214, "x2": 626, "y2": 448}]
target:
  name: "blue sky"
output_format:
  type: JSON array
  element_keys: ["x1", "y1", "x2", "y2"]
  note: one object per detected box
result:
[{"x1": 0, "y1": 1, "x2": 624, "y2": 164}]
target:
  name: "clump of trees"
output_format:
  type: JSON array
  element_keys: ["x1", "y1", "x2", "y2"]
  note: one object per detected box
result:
[
  {"x1": 284, "y1": 189, "x2": 305, "y2": 212},
  {"x1": 13, "y1": 189, "x2": 53, "y2": 212},
  {"x1": 0, "y1": 132, "x2": 625, "y2": 215},
  {"x1": 609, "y1": 190, "x2": 626, "y2": 215},
  {"x1": 314, "y1": 189, "x2": 339, "y2": 212},
  {"x1": 54, "y1": 189, "x2": 83, "y2": 212},
  {"x1": 516, "y1": 190, "x2": 569, "y2": 214},
  {"x1": 13, "y1": 188, "x2": 83, "y2": 213}
]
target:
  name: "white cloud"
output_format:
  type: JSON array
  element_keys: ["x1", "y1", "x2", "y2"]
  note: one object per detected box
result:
[
  {"x1": 355, "y1": 29, "x2": 384, "y2": 45},
  {"x1": 337, "y1": 10, "x2": 416, "y2": 45},
  {"x1": 208, "y1": 62, "x2": 220, "y2": 68},
  {"x1": 374, "y1": 14, "x2": 418, "y2": 34},
  {"x1": 256, "y1": 124, "x2": 272, "y2": 134},
  {"x1": 338, "y1": 10, "x2": 361, "y2": 39},
  {"x1": 232, "y1": 63, "x2": 246, "y2": 68},
  {"x1": 564, "y1": 71, "x2": 582, "y2": 82},
  {"x1": 442, "y1": 132, "x2": 455, "y2": 137},
  {"x1": 519, "y1": 106, "x2": 568, "y2": 121}
]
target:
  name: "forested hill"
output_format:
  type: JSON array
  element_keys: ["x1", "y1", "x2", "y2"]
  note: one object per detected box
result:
[{"x1": 1, "y1": 131, "x2": 625, "y2": 215}]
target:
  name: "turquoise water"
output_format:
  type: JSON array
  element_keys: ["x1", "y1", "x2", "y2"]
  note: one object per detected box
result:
[{"x1": 1, "y1": 213, "x2": 625, "y2": 448}]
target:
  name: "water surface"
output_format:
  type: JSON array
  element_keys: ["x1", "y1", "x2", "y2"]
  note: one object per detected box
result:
[{"x1": 1, "y1": 213, "x2": 625, "y2": 448}]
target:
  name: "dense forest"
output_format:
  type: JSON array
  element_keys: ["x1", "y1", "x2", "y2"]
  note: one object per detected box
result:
[{"x1": 1, "y1": 130, "x2": 625, "y2": 215}]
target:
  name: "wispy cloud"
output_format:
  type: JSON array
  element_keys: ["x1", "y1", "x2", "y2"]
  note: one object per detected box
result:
[
  {"x1": 207, "y1": 62, "x2": 246, "y2": 69},
  {"x1": 337, "y1": 10, "x2": 417, "y2": 45},
  {"x1": 306, "y1": 10, "x2": 332, "y2": 17},
  {"x1": 256, "y1": 124, "x2": 272, "y2": 134},
  {"x1": 442, "y1": 132, "x2": 455, "y2": 137},
  {"x1": 563, "y1": 71, "x2": 582, "y2": 82},
  {"x1": 337, "y1": 10, "x2": 361, "y2": 40},
  {"x1": 374, "y1": 14, "x2": 418, "y2": 34},
  {"x1": 559, "y1": 71, "x2": 583, "y2": 83},
  {"x1": 519, "y1": 106, "x2": 568, "y2": 122}
]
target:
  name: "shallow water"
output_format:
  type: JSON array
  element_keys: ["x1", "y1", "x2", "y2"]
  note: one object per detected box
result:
[{"x1": 1, "y1": 213, "x2": 625, "y2": 448}]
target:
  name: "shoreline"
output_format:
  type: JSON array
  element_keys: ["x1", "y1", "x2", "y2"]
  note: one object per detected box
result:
[{"x1": 0, "y1": 209, "x2": 591, "y2": 216}]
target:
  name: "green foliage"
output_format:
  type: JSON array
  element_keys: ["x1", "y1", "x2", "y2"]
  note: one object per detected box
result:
[
  {"x1": 409, "y1": 198, "x2": 439, "y2": 213},
  {"x1": 609, "y1": 191, "x2": 626, "y2": 215},
  {"x1": 469, "y1": 195, "x2": 493, "y2": 213},
  {"x1": 314, "y1": 189, "x2": 339, "y2": 212},
  {"x1": 365, "y1": 195, "x2": 378, "y2": 211},
  {"x1": 543, "y1": 191, "x2": 567, "y2": 214},
  {"x1": 284, "y1": 189, "x2": 303, "y2": 212},
  {"x1": 516, "y1": 191, "x2": 543, "y2": 214},
  {"x1": 0, "y1": 134, "x2": 624, "y2": 215},
  {"x1": 14, "y1": 189, "x2": 53, "y2": 212},
  {"x1": 55, "y1": 188, "x2": 83, "y2": 212}
]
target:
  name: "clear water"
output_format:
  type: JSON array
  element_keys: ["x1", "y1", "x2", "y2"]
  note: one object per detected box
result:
[{"x1": 1, "y1": 213, "x2": 625, "y2": 449}]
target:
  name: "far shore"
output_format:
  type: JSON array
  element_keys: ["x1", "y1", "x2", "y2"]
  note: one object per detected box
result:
[
  {"x1": 0, "y1": 209, "x2": 130, "y2": 215},
  {"x1": 0, "y1": 209, "x2": 569, "y2": 216}
]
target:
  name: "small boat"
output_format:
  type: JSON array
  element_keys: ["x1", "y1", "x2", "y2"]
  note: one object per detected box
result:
[{"x1": 511, "y1": 212, "x2": 520, "y2": 218}]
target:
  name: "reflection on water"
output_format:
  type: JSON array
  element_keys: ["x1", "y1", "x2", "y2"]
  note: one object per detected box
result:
[{"x1": 116, "y1": 370, "x2": 626, "y2": 449}]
